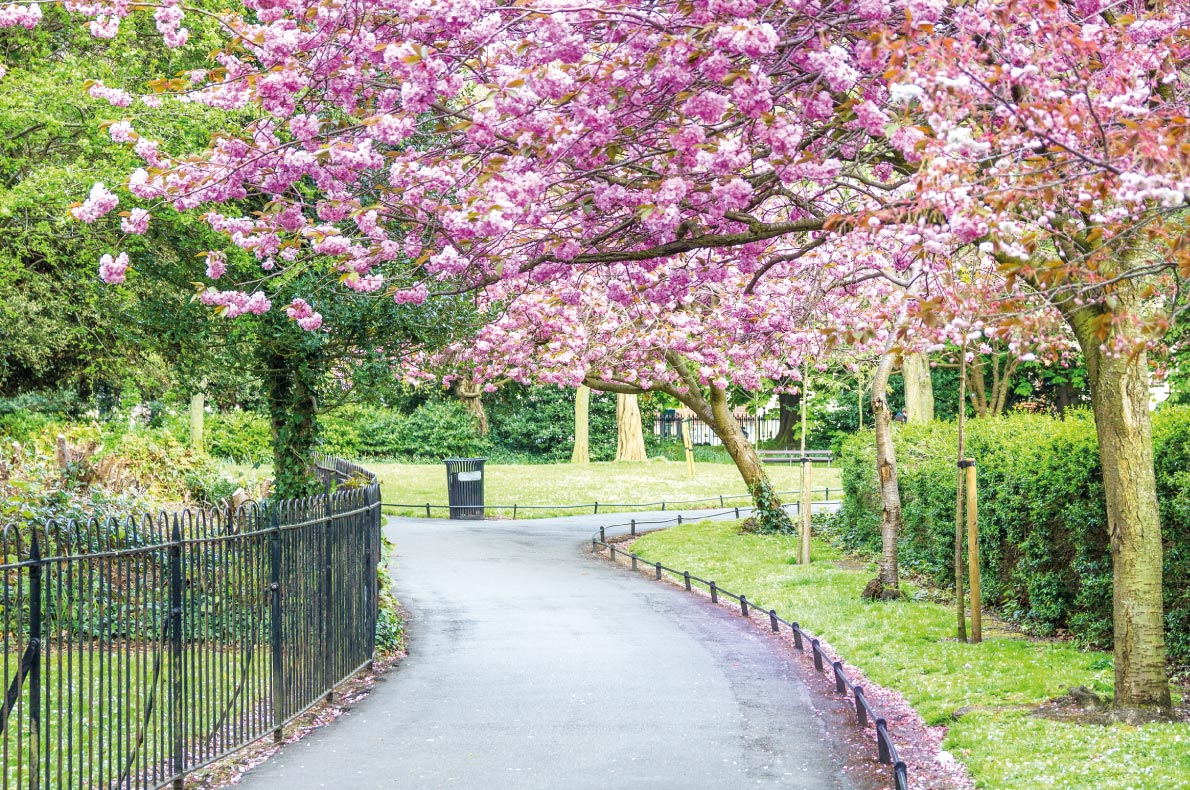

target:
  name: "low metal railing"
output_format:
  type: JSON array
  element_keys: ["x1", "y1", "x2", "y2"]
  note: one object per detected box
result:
[
  {"x1": 0, "y1": 457, "x2": 382, "y2": 790},
  {"x1": 385, "y1": 487, "x2": 841, "y2": 518},
  {"x1": 590, "y1": 508, "x2": 910, "y2": 790}
]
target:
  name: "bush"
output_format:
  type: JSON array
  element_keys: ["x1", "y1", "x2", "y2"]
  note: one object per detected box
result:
[
  {"x1": 833, "y1": 406, "x2": 1190, "y2": 660},
  {"x1": 206, "y1": 410, "x2": 272, "y2": 463}
]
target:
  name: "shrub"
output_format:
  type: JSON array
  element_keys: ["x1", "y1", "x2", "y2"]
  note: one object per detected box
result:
[
  {"x1": 206, "y1": 410, "x2": 272, "y2": 463},
  {"x1": 832, "y1": 407, "x2": 1190, "y2": 659}
]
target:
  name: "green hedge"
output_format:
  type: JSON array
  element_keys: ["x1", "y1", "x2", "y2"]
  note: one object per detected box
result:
[
  {"x1": 833, "y1": 407, "x2": 1190, "y2": 660},
  {"x1": 207, "y1": 400, "x2": 489, "y2": 463}
]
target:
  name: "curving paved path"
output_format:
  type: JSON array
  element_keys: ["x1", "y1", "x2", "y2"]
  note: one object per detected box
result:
[{"x1": 236, "y1": 513, "x2": 866, "y2": 789}]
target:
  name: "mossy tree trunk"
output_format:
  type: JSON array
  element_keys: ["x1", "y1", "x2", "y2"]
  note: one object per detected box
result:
[
  {"x1": 453, "y1": 379, "x2": 489, "y2": 437},
  {"x1": 260, "y1": 335, "x2": 325, "y2": 500},
  {"x1": 1066, "y1": 290, "x2": 1170, "y2": 711},
  {"x1": 614, "y1": 393, "x2": 648, "y2": 461},
  {"x1": 865, "y1": 345, "x2": 905, "y2": 600}
]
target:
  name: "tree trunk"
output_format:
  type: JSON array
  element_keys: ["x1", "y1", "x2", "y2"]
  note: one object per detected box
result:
[
  {"x1": 453, "y1": 380, "x2": 489, "y2": 437},
  {"x1": 864, "y1": 346, "x2": 905, "y2": 600},
  {"x1": 189, "y1": 388, "x2": 205, "y2": 452},
  {"x1": 902, "y1": 351, "x2": 935, "y2": 422},
  {"x1": 702, "y1": 385, "x2": 790, "y2": 531},
  {"x1": 571, "y1": 385, "x2": 590, "y2": 464},
  {"x1": 1054, "y1": 382, "x2": 1077, "y2": 417},
  {"x1": 1069, "y1": 305, "x2": 1170, "y2": 711},
  {"x1": 969, "y1": 357, "x2": 989, "y2": 417},
  {"x1": 775, "y1": 392, "x2": 801, "y2": 447},
  {"x1": 614, "y1": 393, "x2": 648, "y2": 461},
  {"x1": 261, "y1": 343, "x2": 323, "y2": 499}
]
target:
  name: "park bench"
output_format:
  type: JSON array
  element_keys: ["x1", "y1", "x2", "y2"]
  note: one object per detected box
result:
[{"x1": 757, "y1": 449, "x2": 834, "y2": 467}]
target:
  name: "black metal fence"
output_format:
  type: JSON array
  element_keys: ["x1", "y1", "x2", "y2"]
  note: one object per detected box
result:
[
  {"x1": 591, "y1": 509, "x2": 910, "y2": 790},
  {"x1": 385, "y1": 488, "x2": 842, "y2": 518},
  {"x1": 0, "y1": 457, "x2": 382, "y2": 790}
]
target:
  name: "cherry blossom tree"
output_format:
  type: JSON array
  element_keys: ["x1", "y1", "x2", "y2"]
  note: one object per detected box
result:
[
  {"x1": 893, "y1": 0, "x2": 1190, "y2": 710},
  {"x1": 7, "y1": 0, "x2": 1185, "y2": 709}
]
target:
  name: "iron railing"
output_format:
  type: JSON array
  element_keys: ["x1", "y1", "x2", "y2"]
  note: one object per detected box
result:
[
  {"x1": 590, "y1": 509, "x2": 910, "y2": 790},
  {"x1": 384, "y1": 487, "x2": 842, "y2": 518},
  {"x1": 0, "y1": 456, "x2": 382, "y2": 790}
]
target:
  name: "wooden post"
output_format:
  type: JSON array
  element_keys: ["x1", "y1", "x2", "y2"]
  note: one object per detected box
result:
[
  {"x1": 954, "y1": 343, "x2": 968, "y2": 643},
  {"x1": 800, "y1": 459, "x2": 812, "y2": 565},
  {"x1": 682, "y1": 419, "x2": 695, "y2": 480},
  {"x1": 966, "y1": 459, "x2": 981, "y2": 643},
  {"x1": 799, "y1": 365, "x2": 811, "y2": 564}
]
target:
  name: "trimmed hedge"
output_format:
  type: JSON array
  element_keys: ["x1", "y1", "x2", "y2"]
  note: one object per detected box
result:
[
  {"x1": 833, "y1": 406, "x2": 1190, "y2": 660},
  {"x1": 207, "y1": 400, "x2": 489, "y2": 463}
]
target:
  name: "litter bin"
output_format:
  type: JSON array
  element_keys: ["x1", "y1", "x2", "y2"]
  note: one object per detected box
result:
[{"x1": 444, "y1": 458, "x2": 486, "y2": 520}]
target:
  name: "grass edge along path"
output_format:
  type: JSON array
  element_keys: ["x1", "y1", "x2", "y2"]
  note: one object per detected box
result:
[{"x1": 630, "y1": 519, "x2": 1190, "y2": 790}]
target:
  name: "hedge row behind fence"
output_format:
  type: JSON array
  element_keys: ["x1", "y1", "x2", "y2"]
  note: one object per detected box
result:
[{"x1": 833, "y1": 406, "x2": 1190, "y2": 661}]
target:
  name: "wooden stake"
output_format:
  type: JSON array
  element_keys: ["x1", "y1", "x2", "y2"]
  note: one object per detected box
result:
[
  {"x1": 954, "y1": 344, "x2": 968, "y2": 643},
  {"x1": 800, "y1": 365, "x2": 811, "y2": 564},
  {"x1": 966, "y1": 459, "x2": 981, "y2": 643},
  {"x1": 800, "y1": 459, "x2": 812, "y2": 565},
  {"x1": 682, "y1": 419, "x2": 695, "y2": 480}
]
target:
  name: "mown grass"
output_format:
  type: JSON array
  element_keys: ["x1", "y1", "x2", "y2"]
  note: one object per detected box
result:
[
  {"x1": 224, "y1": 461, "x2": 843, "y2": 519},
  {"x1": 631, "y1": 519, "x2": 1190, "y2": 790}
]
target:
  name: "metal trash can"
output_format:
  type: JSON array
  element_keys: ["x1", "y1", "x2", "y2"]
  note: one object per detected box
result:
[{"x1": 444, "y1": 458, "x2": 486, "y2": 519}]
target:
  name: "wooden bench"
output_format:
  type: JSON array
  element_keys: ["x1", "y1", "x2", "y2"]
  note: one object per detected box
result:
[{"x1": 757, "y1": 449, "x2": 834, "y2": 467}]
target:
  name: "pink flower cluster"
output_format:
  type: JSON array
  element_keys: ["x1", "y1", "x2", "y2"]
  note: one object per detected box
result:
[
  {"x1": 0, "y1": 2, "x2": 42, "y2": 28},
  {"x1": 72, "y1": 182, "x2": 119, "y2": 223},
  {"x1": 87, "y1": 80, "x2": 132, "y2": 107},
  {"x1": 154, "y1": 2, "x2": 188, "y2": 48},
  {"x1": 285, "y1": 298, "x2": 323, "y2": 331},
  {"x1": 120, "y1": 208, "x2": 149, "y2": 234},
  {"x1": 98, "y1": 252, "x2": 130, "y2": 284},
  {"x1": 199, "y1": 289, "x2": 271, "y2": 318}
]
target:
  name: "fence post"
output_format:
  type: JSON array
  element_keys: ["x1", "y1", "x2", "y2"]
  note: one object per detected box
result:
[
  {"x1": 169, "y1": 516, "x2": 186, "y2": 788},
  {"x1": 269, "y1": 507, "x2": 284, "y2": 744},
  {"x1": 513, "y1": 503, "x2": 517, "y2": 519},
  {"x1": 631, "y1": 554, "x2": 638, "y2": 571},
  {"x1": 734, "y1": 507, "x2": 740, "y2": 519},
  {"x1": 710, "y1": 581, "x2": 718, "y2": 604},
  {"x1": 594, "y1": 502, "x2": 599, "y2": 515},
  {"x1": 854, "y1": 686, "x2": 868, "y2": 727},
  {"x1": 792, "y1": 623, "x2": 803, "y2": 650},
  {"x1": 811, "y1": 638, "x2": 823, "y2": 670},
  {"x1": 425, "y1": 503, "x2": 431, "y2": 518},
  {"x1": 677, "y1": 514, "x2": 683, "y2": 525},
  {"x1": 833, "y1": 661, "x2": 846, "y2": 693},
  {"x1": 610, "y1": 544, "x2": 616, "y2": 561},
  {"x1": 740, "y1": 595, "x2": 749, "y2": 617},
  {"x1": 630, "y1": 519, "x2": 636, "y2": 536},
  {"x1": 966, "y1": 459, "x2": 982, "y2": 644},
  {"x1": 769, "y1": 609, "x2": 779, "y2": 632},
  {"x1": 600, "y1": 526, "x2": 606, "y2": 544},
  {"x1": 684, "y1": 571, "x2": 691, "y2": 591},
  {"x1": 322, "y1": 483, "x2": 334, "y2": 701},
  {"x1": 876, "y1": 720, "x2": 892, "y2": 764},
  {"x1": 655, "y1": 562, "x2": 662, "y2": 580},
  {"x1": 28, "y1": 528, "x2": 43, "y2": 790}
]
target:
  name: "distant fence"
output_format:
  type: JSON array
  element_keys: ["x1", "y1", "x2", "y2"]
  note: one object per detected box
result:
[
  {"x1": 0, "y1": 457, "x2": 382, "y2": 790},
  {"x1": 655, "y1": 414, "x2": 782, "y2": 446},
  {"x1": 590, "y1": 508, "x2": 910, "y2": 790},
  {"x1": 384, "y1": 488, "x2": 843, "y2": 518}
]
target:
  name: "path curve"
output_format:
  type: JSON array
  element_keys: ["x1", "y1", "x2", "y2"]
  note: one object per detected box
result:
[{"x1": 236, "y1": 513, "x2": 871, "y2": 789}]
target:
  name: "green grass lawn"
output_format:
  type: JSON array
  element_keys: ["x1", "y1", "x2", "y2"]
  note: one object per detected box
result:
[
  {"x1": 224, "y1": 460, "x2": 843, "y2": 518},
  {"x1": 631, "y1": 520, "x2": 1190, "y2": 790}
]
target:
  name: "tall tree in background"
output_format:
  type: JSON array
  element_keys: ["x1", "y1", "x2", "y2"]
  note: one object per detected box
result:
[{"x1": 614, "y1": 394, "x2": 648, "y2": 462}]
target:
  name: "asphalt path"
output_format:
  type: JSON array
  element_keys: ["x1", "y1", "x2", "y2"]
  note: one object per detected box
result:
[{"x1": 236, "y1": 512, "x2": 864, "y2": 789}]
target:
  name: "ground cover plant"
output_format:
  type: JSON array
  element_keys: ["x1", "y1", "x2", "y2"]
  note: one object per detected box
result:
[{"x1": 631, "y1": 520, "x2": 1190, "y2": 790}]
